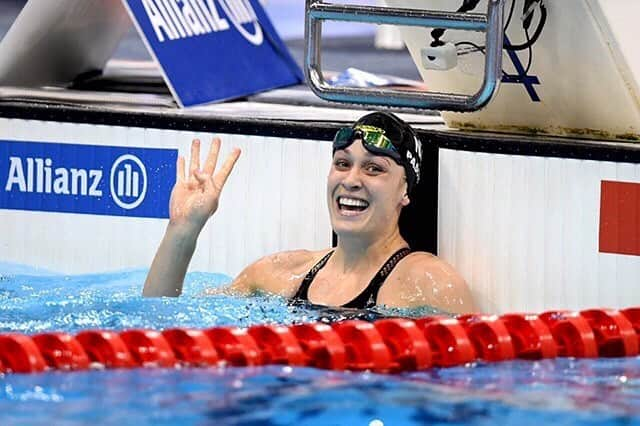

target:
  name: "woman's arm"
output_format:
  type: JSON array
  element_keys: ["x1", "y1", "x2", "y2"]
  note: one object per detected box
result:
[{"x1": 143, "y1": 138, "x2": 240, "y2": 297}]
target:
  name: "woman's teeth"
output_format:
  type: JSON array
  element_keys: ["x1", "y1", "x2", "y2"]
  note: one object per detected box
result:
[{"x1": 338, "y1": 197, "x2": 369, "y2": 212}]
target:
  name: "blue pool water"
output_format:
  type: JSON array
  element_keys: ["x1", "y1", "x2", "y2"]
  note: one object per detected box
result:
[{"x1": 1, "y1": 264, "x2": 640, "y2": 425}]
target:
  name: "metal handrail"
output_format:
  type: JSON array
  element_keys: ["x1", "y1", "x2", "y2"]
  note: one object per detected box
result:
[{"x1": 304, "y1": 0, "x2": 505, "y2": 112}]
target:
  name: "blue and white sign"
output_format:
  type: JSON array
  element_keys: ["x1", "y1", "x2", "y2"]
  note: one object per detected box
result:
[
  {"x1": 123, "y1": 0, "x2": 303, "y2": 107},
  {"x1": 0, "y1": 141, "x2": 176, "y2": 218}
]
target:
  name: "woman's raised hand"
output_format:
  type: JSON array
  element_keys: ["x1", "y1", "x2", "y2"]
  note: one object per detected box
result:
[{"x1": 169, "y1": 138, "x2": 241, "y2": 232}]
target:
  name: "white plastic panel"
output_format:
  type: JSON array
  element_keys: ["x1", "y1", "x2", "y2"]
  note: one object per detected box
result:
[
  {"x1": 439, "y1": 148, "x2": 640, "y2": 313},
  {"x1": 0, "y1": 118, "x2": 333, "y2": 277},
  {"x1": 383, "y1": 0, "x2": 640, "y2": 139}
]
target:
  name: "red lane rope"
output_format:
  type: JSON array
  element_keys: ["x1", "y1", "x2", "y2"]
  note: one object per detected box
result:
[{"x1": 1, "y1": 307, "x2": 639, "y2": 374}]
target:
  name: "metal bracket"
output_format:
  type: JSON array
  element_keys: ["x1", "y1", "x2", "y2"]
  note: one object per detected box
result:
[{"x1": 304, "y1": 0, "x2": 505, "y2": 112}]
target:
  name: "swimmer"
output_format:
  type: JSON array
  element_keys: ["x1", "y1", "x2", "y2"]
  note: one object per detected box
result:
[{"x1": 143, "y1": 112, "x2": 475, "y2": 314}]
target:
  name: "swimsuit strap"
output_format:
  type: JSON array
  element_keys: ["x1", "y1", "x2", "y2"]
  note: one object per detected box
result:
[
  {"x1": 342, "y1": 247, "x2": 412, "y2": 309},
  {"x1": 290, "y1": 248, "x2": 412, "y2": 309},
  {"x1": 291, "y1": 250, "x2": 334, "y2": 302}
]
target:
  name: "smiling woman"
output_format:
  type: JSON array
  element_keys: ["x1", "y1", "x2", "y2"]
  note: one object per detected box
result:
[{"x1": 143, "y1": 111, "x2": 475, "y2": 314}]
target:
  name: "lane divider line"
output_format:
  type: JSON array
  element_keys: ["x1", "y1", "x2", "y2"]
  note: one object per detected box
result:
[{"x1": 1, "y1": 307, "x2": 639, "y2": 374}]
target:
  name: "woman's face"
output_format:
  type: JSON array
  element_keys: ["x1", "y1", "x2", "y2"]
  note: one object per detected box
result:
[{"x1": 327, "y1": 139, "x2": 409, "y2": 239}]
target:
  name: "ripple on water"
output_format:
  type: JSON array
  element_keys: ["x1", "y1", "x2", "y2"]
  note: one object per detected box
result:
[{"x1": 1, "y1": 265, "x2": 640, "y2": 426}]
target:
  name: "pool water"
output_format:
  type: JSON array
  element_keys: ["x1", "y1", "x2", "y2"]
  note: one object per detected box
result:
[{"x1": 1, "y1": 264, "x2": 639, "y2": 425}]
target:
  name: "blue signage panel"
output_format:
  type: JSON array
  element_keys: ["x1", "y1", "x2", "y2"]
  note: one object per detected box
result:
[
  {"x1": 0, "y1": 141, "x2": 176, "y2": 218},
  {"x1": 124, "y1": 0, "x2": 303, "y2": 107}
]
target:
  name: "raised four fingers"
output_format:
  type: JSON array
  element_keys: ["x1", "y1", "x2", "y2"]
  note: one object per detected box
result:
[
  {"x1": 189, "y1": 139, "x2": 201, "y2": 176},
  {"x1": 203, "y1": 137, "x2": 221, "y2": 176},
  {"x1": 213, "y1": 148, "x2": 241, "y2": 190},
  {"x1": 183, "y1": 137, "x2": 240, "y2": 190},
  {"x1": 177, "y1": 155, "x2": 186, "y2": 182}
]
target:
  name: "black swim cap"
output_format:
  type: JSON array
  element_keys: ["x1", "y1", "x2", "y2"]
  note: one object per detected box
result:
[{"x1": 352, "y1": 112, "x2": 423, "y2": 195}]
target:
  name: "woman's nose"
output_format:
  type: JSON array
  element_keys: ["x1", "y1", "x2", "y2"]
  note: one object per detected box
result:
[{"x1": 341, "y1": 167, "x2": 362, "y2": 190}]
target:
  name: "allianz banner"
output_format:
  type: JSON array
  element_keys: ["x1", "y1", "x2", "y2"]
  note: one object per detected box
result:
[
  {"x1": 124, "y1": 0, "x2": 303, "y2": 107},
  {"x1": 0, "y1": 141, "x2": 176, "y2": 218}
]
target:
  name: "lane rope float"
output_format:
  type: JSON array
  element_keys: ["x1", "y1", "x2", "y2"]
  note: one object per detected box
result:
[{"x1": 0, "y1": 307, "x2": 638, "y2": 374}]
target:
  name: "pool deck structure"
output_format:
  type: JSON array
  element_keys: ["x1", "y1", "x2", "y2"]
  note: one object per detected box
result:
[{"x1": 1, "y1": 0, "x2": 640, "y2": 314}]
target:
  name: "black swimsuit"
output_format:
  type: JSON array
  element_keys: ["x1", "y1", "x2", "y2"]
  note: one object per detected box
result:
[{"x1": 291, "y1": 248, "x2": 411, "y2": 309}]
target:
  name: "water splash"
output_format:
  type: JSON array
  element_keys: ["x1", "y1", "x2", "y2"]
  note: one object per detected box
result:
[{"x1": 1, "y1": 266, "x2": 639, "y2": 425}]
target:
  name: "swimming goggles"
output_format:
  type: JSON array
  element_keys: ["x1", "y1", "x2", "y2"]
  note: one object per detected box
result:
[{"x1": 332, "y1": 125, "x2": 402, "y2": 163}]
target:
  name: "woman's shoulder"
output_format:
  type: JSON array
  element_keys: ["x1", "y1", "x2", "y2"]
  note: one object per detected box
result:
[
  {"x1": 388, "y1": 251, "x2": 462, "y2": 285},
  {"x1": 378, "y1": 250, "x2": 475, "y2": 313},
  {"x1": 396, "y1": 251, "x2": 439, "y2": 268},
  {"x1": 252, "y1": 249, "x2": 332, "y2": 274},
  {"x1": 233, "y1": 248, "x2": 333, "y2": 297}
]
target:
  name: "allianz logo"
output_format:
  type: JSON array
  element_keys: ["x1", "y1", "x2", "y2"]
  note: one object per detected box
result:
[
  {"x1": 4, "y1": 154, "x2": 148, "y2": 210},
  {"x1": 142, "y1": 0, "x2": 263, "y2": 46}
]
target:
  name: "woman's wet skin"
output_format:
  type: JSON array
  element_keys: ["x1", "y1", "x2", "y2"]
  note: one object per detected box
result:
[
  {"x1": 306, "y1": 139, "x2": 411, "y2": 307},
  {"x1": 327, "y1": 139, "x2": 409, "y2": 241},
  {"x1": 146, "y1": 136, "x2": 475, "y2": 314}
]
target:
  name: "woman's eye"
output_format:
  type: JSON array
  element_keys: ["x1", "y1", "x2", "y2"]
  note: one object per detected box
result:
[
  {"x1": 334, "y1": 159, "x2": 350, "y2": 169},
  {"x1": 365, "y1": 164, "x2": 384, "y2": 173}
]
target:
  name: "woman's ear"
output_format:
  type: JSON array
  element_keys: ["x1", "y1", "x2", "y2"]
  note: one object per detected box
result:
[{"x1": 400, "y1": 177, "x2": 411, "y2": 207}]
